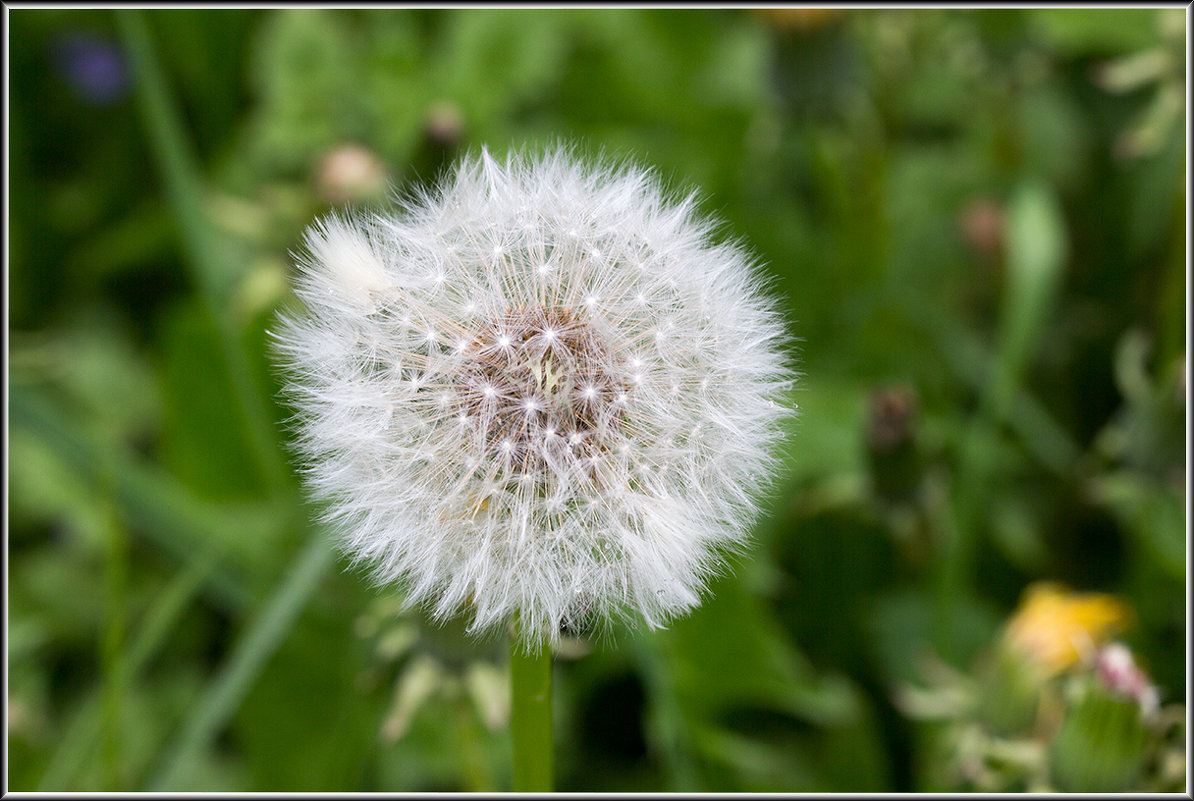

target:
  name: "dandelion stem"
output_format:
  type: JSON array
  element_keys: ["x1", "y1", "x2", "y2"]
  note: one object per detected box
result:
[{"x1": 510, "y1": 620, "x2": 553, "y2": 792}]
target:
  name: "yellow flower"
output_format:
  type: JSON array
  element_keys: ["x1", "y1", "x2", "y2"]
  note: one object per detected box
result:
[{"x1": 1003, "y1": 583, "x2": 1131, "y2": 675}]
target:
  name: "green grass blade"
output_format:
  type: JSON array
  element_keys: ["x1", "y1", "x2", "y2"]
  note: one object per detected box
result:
[
  {"x1": 98, "y1": 475, "x2": 132, "y2": 790},
  {"x1": 113, "y1": 10, "x2": 226, "y2": 301},
  {"x1": 10, "y1": 383, "x2": 251, "y2": 610},
  {"x1": 115, "y1": 9, "x2": 291, "y2": 496},
  {"x1": 36, "y1": 557, "x2": 216, "y2": 791},
  {"x1": 936, "y1": 326, "x2": 1083, "y2": 476},
  {"x1": 143, "y1": 533, "x2": 337, "y2": 791},
  {"x1": 933, "y1": 180, "x2": 1069, "y2": 660}
]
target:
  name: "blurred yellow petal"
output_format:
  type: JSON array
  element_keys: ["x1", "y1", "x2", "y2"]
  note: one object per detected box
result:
[{"x1": 1004, "y1": 583, "x2": 1131, "y2": 675}]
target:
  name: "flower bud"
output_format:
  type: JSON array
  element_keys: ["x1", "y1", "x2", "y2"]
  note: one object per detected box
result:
[
  {"x1": 425, "y1": 102, "x2": 465, "y2": 150},
  {"x1": 959, "y1": 198, "x2": 1004, "y2": 264},
  {"x1": 866, "y1": 384, "x2": 920, "y2": 504},
  {"x1": 315, "y1": 143, "x2": 389, "y2": 206},
  {"x1": 1049, "y1": 674, "x2": 1151, "y2": 791}
]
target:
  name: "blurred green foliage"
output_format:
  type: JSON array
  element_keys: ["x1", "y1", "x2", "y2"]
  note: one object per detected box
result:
[{"x1": 8, "y1": 8, "x2": 1186, "y2": 792}]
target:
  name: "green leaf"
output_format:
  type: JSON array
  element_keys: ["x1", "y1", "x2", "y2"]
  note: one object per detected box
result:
[
  {"x1": 1029, "y1": 9, "x2": 1160, "y2": 56},
  {"x1": 1089, "y1": 472, "x2": 1185, "y2": 579},
  {"x1": 645, "y1": 570, "x2": 890, "y2": 789},
  {"x1": 866, "y1": 589, "x2": 1002, "y2": 686},
  {"x1": 434, "y1": 10, "x2": 569, "y2": 131},
  {"x1": 117, "y1": 10, "x2": 291, "y2": 495},
  {"x1": 158, "y1": 301, "x2": 267, "y2": 501},
  {"x1": 10, "y1": 382, "x2": 253, "y2": 610},
  {"x1": 989, "y1": 179, "x2": 1067, "y2": 421},
  {"x1": 247, "y1": 9, "x2": 363, "y2": 172},
  {"x1": 232, "y1": 574, "x2": 383, "y2": 791}
]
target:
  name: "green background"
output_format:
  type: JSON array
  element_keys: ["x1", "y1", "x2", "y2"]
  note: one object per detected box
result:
[{"x1": 8, "y1": 8, "x2": 1187, "y2": 791}]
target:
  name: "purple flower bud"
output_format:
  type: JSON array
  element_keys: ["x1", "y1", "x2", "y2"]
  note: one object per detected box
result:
[{"x1": 53, "y1": 33, "x2": 129, "y2": 106}]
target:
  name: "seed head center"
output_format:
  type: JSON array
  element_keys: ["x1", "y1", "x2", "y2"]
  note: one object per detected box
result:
[{"x1": 458, "y1": 307, "x2": 626, "y2": 470}]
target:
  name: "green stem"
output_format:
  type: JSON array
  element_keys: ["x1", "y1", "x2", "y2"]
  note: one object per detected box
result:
[{"x1": 510, "y1": 621, "x2": 553, "y2": 792}]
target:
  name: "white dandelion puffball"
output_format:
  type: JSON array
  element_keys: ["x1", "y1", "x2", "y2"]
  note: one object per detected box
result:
[{"x1": 275, "y1": 148, "x2": 795, "y2": 647}]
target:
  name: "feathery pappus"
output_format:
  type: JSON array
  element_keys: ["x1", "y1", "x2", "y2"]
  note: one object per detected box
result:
[{"x1": 273, "y1": 147, "x2": 796, "y2": 648}]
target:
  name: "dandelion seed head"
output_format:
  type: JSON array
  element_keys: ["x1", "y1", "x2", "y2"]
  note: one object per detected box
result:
[{"x1": 274, "y1": 146, "x2": 795, "y2": 648}]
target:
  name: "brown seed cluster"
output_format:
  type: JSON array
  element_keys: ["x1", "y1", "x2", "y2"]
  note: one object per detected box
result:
[{"x1": 456, "y1": 306, "x2": 629, "y2": 473}]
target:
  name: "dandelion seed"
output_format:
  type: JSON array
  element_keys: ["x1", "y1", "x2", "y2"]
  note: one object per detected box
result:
[{"x1": 274, "y1": 146, "x2": 795, "y2": 647}]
